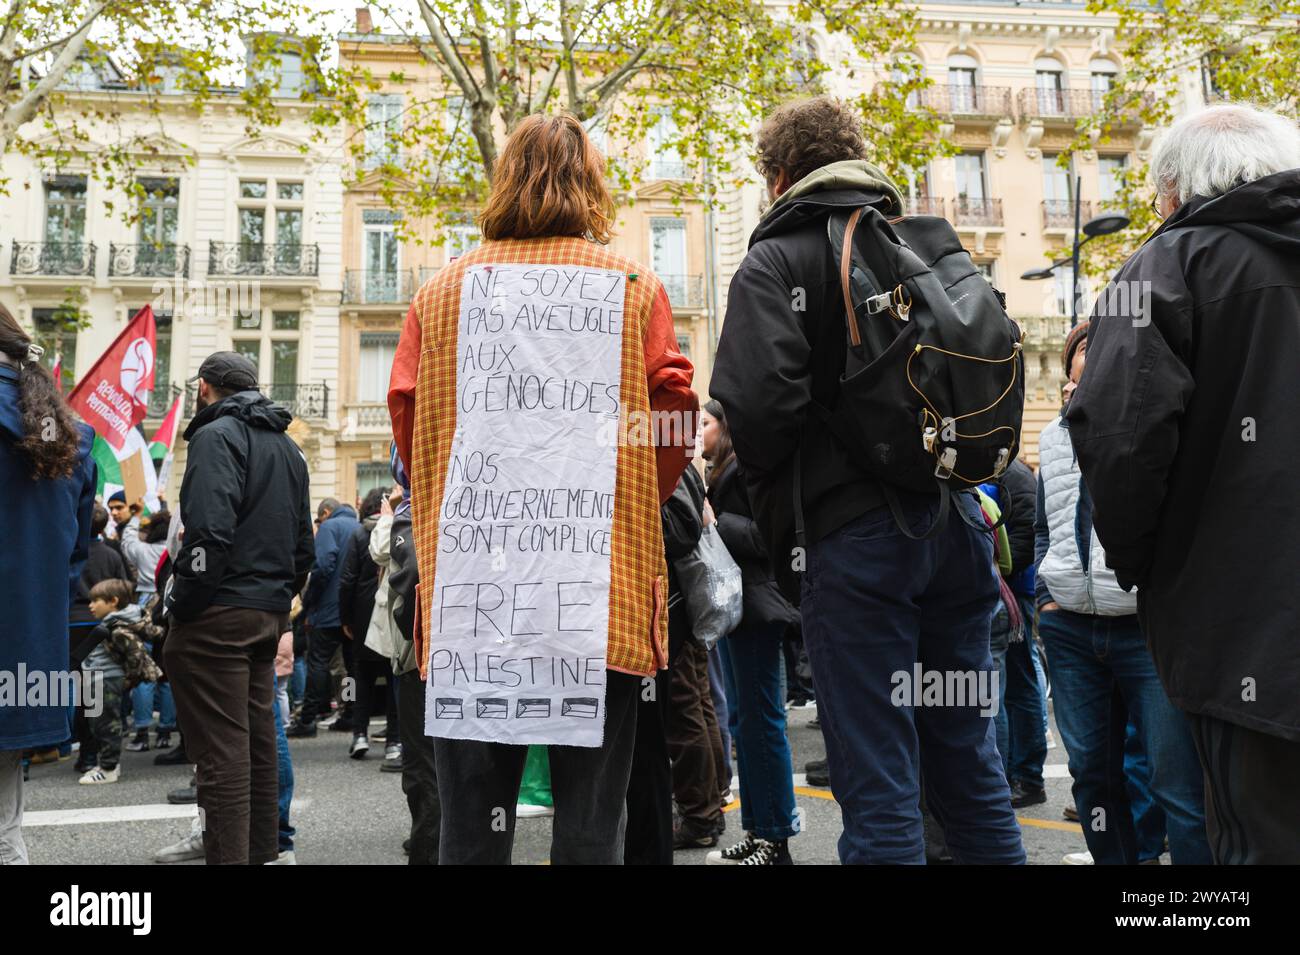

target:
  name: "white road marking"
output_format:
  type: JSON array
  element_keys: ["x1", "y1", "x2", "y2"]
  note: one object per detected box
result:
[{"x1": 24, "y1": 797, "x2": 312, "y2": 827}]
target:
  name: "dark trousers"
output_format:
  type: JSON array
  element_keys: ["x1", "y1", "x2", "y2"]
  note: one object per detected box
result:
[
  {"x1": 88, "y1": 674, "x2": 125, "y2": 770},
  {"x1": 398, "y1": 667, "x2": 440, "y2": 865},
  {"x1": 164, "y1": 604, "x2": 284, "y2": 865},
  {"x1": 299, "y1": 626, "x2": 352, "y2": 724},
  {"x1": 801, "y1": 493, "x2": 1025, "y2": 864},
  {"x1": 668, "y1": 637, "x2": 723, "y2": 828},
  {"x1": 353, "y1": 643, "x2": 398, "y2": 738},
  {"x1": 434, "y1": 671, "x2": 639, "y2": 864},
  {"x1": 624, "y1": 669, "x2": 673, "y2": 865},
  {"x1": 1187, "y1": 712, "x2": 1300, "y2": 864}
]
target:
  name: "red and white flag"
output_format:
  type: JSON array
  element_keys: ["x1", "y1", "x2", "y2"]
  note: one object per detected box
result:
[
  {"x1": 67, "y1": 305, "x2": 156, "y2": 451},
  {"x1": 51, "y1": 353, "x2": 63, "y2": 394}
]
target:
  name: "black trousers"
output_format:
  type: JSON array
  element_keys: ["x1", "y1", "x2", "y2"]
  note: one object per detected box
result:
[
  {"x1": 398, "y1": 668, "x2": 440, "y2": 865},
  {"x1": 353, "y1": 643, "x2": 398, "y2": 738},
  {"x1": 1186, "y1": 712, "x2": 1300, "y2": 864},
  {"x1": 299, "y1": 626, "x2": 352, "y2": 725},
  {"x1": 624, "y1": 669, "x2": 673, "y2": 864}
]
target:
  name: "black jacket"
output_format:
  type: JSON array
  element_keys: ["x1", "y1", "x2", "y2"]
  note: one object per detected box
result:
[
  {"x1": 706, "y1": 458, "x2": 796, "y2": 633},
  {"x1": 338, "y1": 517, "x2": 380, "y2": 640},
  {"x1": 662, "y1": 465, "x2": 705, "y2": 660},
  {"x1": 1001, "y1": 458, "x2": 1037, "y2": 592},
  {"x1": 70, "y1": 540, "x2": 130, "y2": 625},
  {"x1": 711, "y1": 180, "x2": 905, "y2": 602},
  {"x1": 170, "y1": 391, "x2": 315, "y2": 622},
  {"x1": 1066, "y1": 169, "x2": 1300, "y2": 741}
]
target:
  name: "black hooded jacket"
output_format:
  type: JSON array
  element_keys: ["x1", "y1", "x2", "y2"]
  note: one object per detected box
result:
[
  {"x1": 1066, "y1": 169, "x2": 1300, "y2": 740},
  {"x1": 711, "y1": 165, "x2": 909, "y2": 602},
  {"x1": 169, "y1": 390, "x2": 315, "y2": 622}
]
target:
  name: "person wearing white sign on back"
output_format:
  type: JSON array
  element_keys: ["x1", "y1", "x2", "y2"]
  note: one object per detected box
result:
[{"x1": 389, "y1": 114, "x2": 698, "y2": 864}]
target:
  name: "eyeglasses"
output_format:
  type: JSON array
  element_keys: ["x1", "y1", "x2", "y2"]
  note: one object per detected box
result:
[{"x1": 1150, "y1": 194, "x2": 1164, "y2": 221}]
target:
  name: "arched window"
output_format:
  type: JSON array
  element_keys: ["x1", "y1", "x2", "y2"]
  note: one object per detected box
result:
[
  {"x1": 1034, "y1": 56, "x2": 1066, "y2": 114},
  {"x1": 1090, "y1": 58, "x2": 1118, "y2": 109},
  {"x1": 947, "y1": 53, "x2": 979, "y2": 110}
]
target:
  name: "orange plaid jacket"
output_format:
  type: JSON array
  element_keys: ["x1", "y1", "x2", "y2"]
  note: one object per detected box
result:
[{"x1": 388, "y1": 236, "x2": 698, "y2": 677}]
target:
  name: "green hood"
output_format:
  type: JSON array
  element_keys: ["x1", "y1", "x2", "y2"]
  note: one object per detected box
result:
[{"x1": 762, "y1": 159, "x2": 905, "y2": 221}]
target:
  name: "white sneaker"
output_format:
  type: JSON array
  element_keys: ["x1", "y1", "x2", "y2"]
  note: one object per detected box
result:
[
  {"x1": 79, "y1": 765, "x2": 120, "y2": 785},
  {"x1": 707, "y1": 832, "x2": 761, "y2": 865},
  {"x1": 1062, "y1": 850, "x2": 1094, "y2": 865},
  {"x1": 1046, "y1": 728, "x2": 1058, "y2": 750},
  {"x1": 155, "y1": 820, "x2": 205, "y2": 863},
  {"x1": 349, "y1": 734, "x2": 370, "y2": 759},
  {"x1": 516, "y1": 803, "x2": 554, "y2": 819},
  {"x1": 265, "y1": 850, "x2": 297, "y2": 865}
]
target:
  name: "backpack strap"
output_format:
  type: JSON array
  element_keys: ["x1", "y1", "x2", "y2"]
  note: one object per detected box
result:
[{"x1": 840, "y1": 207, "x2": 864, "y2": 347}]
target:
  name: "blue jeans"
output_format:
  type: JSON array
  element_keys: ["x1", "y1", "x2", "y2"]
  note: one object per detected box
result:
[
  {"x1": 724, "y1": 620, "x2": 799, "y2": 842},
  {"x1": 1037, "y1": 607, "x2": 1210, "y2": 864},
  {"x1": 801, "y1": 492, "x2": 1025, "y2": 865},
  {"x1": 706, "y1": 645, "x2": 733, "y2": 788},
  {"x1": 273, "y1": 675, "x2": 295, "y2": 852},
  {"x1": 289, "y1": 655, "x2": 307, "y2": 709},
  {"x1": 130, "y1": 647, "x2": 176, "y2": 732},
  {"x1": 1124, "y1": 720, "x2": 1168, "y2": 862}
]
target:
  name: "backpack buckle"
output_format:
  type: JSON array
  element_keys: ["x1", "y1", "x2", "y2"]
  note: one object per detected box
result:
[
  {"x1": 934, "y1": 447, "x2": 957, "y2": 480},
  {"x1": 993, "y1": 447, "x2": 1011, "y2": 477},
  {"x1": 866, "y1": 292, "x2": 892, "y2": 315}
]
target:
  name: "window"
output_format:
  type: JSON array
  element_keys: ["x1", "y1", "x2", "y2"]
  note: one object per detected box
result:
[
  {"x1": 365, "y1": 223, "x2": 400, "y2": 298},
  {"x1": 272, "y1": 311, "x2": 300, "y2": 331},
  {"x1": 947, "y1": 54, "x2": 979, "y2": 111},
  {"x1": 651, "y1": 218, "x2": 688, "y2": 304},
  {"x1": 359, "y1": 332, "x2": 400, "y2": 403},
  {"x1": 974, "y1": 261, "x2": 997, "y2": 285},
  {"x1": 443, "y1": 97, "x2": 472, "y2": 179},
  {"x1": 649, "y1": 111, "x2": 688, "y2": 180},
  {"x1": 276, "y1": 51, "x2": 304, "y2": 98},
  {"x1": 1090, "y1": 58, "x2": 1118, "y2": 109},
  {"x1": 356, "y1": 461, "x2": 392, "y2": 497},
  {"x1": 44, "y1": 176, "x2": 87, "y2": 245},
  {"x1": 1053, "y1": 266, "x2": 1077, "y2": 317},
  {"x1": 675, "y1": 333, "x2": 693, "y2": 360},
  {"x1": 365, "y1": 94, "x2": 403, "y2": 168},
  {"x1": 231, "y1": 309, "x2": 300, "y2": 389},
  {"x1": 32, "y1": 308, "x2": 78, "y2": 385},
  {"x1": 1041, "y1": 154, "x2": 1072, "y2": 203},
  {"x1": 446, "y1": 219, "x2": 481, "y2": 261},
  {"x1": 272, "y1": 340, "x2": 299, "y2": 391},
  {"x1": 233, "y1": 338, "x2": 261, "y2": 375},
  {"x1": 138, "y1": 178, "x2": 179, "y2": 246},
  {"x1": 236, "y1": 176, "x2": 305, "y2": 266},
  {"x1": 1098, "y1": 155, "x2": 1128, "y2": 205},
  {"x1": 954, "y1": 153, "x2": 987, "y2": 200},
  {"x1": 1034, "y1": 57, "x2": 1066, "y2": 114}
]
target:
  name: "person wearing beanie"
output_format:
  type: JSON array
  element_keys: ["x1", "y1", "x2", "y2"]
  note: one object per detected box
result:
[{"x1": 1060, "y1": 321, "x2": 1088, "y2": 405}]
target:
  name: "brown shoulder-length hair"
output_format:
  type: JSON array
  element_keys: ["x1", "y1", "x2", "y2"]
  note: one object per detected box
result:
[
  {"x1": 479, "y1": 114, "x2": 614, "y2": 244},
  {"x1": 0, "y1": 304, "x2": 82, "y2": 480}
]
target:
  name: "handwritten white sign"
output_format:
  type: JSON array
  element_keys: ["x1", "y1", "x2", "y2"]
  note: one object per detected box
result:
[{"x1": 425, "y1": 264, "x2": 626, "y2": 747}]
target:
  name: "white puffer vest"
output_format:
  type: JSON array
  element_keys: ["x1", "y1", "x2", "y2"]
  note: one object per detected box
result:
[{"x1": 1037, "y1": 416, "x2": 1137, "y2": 616}]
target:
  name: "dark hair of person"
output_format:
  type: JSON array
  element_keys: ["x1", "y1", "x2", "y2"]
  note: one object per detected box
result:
[
  {"x1": 359, "y1": 487, "x2": 386, "y2": 519},
  {"x1": 756, "y1": 95, "x2": 869, "y2": 192},
  {"x1": 479, "y1": 113, "x2": 614, "y2": 244},
  {"x1": 703, "y1": 399, "x2": 735, "y2": 479},
  {"x1": 142, "y1": 510, "x2": 172, "y2": 544},
  {"x1": 318, "y1": 497, "x2": 341, "y2": 519},
  {"x1": 89, "y1": 578, "x2": 135, "y2": 611},
  {"x1": 91, "y1": 504, "x2": 110, "y2": 538},
  {"x1": 0, "y1": 305, "x2": 82, "y2": 480}
]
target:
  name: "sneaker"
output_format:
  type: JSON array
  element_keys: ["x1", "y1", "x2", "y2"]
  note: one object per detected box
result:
[
  {"x1": 79, "y1": 765, "x2": 120, "y2": 785},
  {"x1": 1009, "y1": 780, "x2": 1047, "y2": 808},
  {"x1": 349, "y1": 734, "x2": 370, "y2": 759},
  {"x1": 285, "y1": 721, "x2": 317, "y2": 739},
  {"x1": 673, "y1": 818, "x2": 720, "y2": 850},
  {"x1": 381, "y1": 743, "x2": 403, "y2": 773},
  {"x1": 265, "y1": 850, "x2": 297, "y2": 865},
  {"x1": 154, "y1": 746, "x2": 191, "y2": 766},
  {"x1": 516, "y1": 803, "x2": 555, "y2": 819},
  {"x1": 125, "y1": 729, "x2": 150, "y2": 752},
  {"x1": 154, "y1": 731, "x2": 173, "y2": 749},
  {"x1": 371, "y1": 728, "x2": 388, "y2": 743},
  {"x1": 1045, "y1": 727, "x2": 1058, "y2": 750},
  {"x1": 739, "y1": 838, "x2": 793, "y2": 866},
  {"x1": 155, "y1": 820, "x2": 205, "y2": 863},
  {"x1": 805, "y1": 759, "x2": 830, "y2": 788},
  {"x1": 328, "y1": 713, "x2": 355, "y2": 733},
  {"x1": 706, "y1": 832, "x2": 761, "y2": 865},
  {"x1": 1063, "y1": 803, "x2": 1079, "y2": 823},
  {"x1": 809, "y1": 715, "x2": 820, "y2": 729},
  {"x1": 720, "y1": 788, "x2": 736, "y2": 807},
  {"x1": 29, "y1": 747, "x2": 62, "y2": 765},
  {"x1": 1062, "y1": 850, "x2": 1094, "y2": 865}
]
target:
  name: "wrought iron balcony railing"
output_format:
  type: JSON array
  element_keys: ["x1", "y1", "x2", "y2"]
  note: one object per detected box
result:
[
  {"x1": 659, "y1": 273, "x2": 706, "y2": 308},
  {"x1": 10, "y1": 240, "x2": 97, "y2": 277},
  {"x1": 109, "y1": 243, "x2": 190, "y2": 278},
  {"x1": 208, "y1": 242, "x2": 320, "y2": 277},
  {"x1": 650, "y1": 160, "x2": 691, "y2": 181},
  {"x1": 145, "y1": 383, "x2": 182, "y2": 420},
  {"x1": 1042, "y1": 199, "x2": 1094, "y2": 230},
  {"x1": 952, "y1": 197, "x2": 1004, "y2": 228},
  {"x1": 343, "y1": 268, "x2": 414, "y2": 305},
  {"x1": 185, "y1": 381, "x2": 329, "y2": 419},
  {"x1": 918, "y1": 85, "x2": 1014, "y2": 117},
  {"x1": 902, "y1": 196, "x2": 946, "y2": 217},
  {"x1": 417, "y1": 266, "x2": 442, "y2": 286}
]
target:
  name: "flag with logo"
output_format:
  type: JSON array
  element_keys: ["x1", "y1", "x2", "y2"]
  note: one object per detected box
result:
[
  {"x1": 66, "y1": 305, "x2": 156, "y2": 452},
  {"x1": 92, "y1": 428, "x2": 161, "y2": 513}
]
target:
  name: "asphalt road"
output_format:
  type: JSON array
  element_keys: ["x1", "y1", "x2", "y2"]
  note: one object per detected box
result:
[{"x1": 20, "y1": 705, "x2": 1089, "y2": 865}]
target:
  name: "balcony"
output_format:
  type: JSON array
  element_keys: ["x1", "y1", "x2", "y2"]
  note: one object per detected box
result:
[
  {"x1": 917, "y1": 85, "x2": 1013, "y2": 119},
  {"x1": 208, "y1": 242, "x2": 319, "y2": 277},
  {"x1": 1042, "y1": 199, "x2": 1093, "y2": 231},
  {"x1": 343, "y1": 269, "x2": 414, "y2": 305},
  {"x1": 345, "y1": 401, "x2": 393, "y2": 436},
  {"x1": 185, "y1": 381, "x2": 330, "y2": 419},
  {"x1": 650, "y1": 160, "x2": 691, "y2": 181},
  {"x1": 901, "y1": 196, "x2": 946, "y2": 217},
  {"x1": 659, "y1": 273, "x2": 705, "y2": 309},
  {"x1": 952, "y1": 197, "x2": 1003, "y2": 228},
  {"x1": 145, "y1": 384, "x2": 182, "y2": 420},
  {"x1": 10, "y1": 241, "x2": 97, "y2": 277},
  {"x1": 109, "y1": 243, "x2": 190, "y2": 279},
  {"x1": 417, "y1": 266, "x2": 441, "y2": 286}
]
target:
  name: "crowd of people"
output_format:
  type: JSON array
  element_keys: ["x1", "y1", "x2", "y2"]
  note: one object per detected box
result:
[{"x1": 1, "y1": 96, "x2": 1298, "y2": 865}]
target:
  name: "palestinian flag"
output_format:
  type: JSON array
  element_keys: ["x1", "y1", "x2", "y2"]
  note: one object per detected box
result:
[
  {"x1": 92, "y1": 427, "x2": 160, "y2": 513},
  {"x1": 149, "y1": 394, "x2": 182, "y2": 461}
]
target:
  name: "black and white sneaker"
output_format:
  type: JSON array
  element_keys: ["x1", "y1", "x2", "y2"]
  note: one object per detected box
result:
[
  {"x1": 738, "y1": 839, "x2": 793, "y2": 866},
  {"x1": 706, "y1": 833, "x2": 761, "y2": 865},
  {"x1": 349, "y1": 734, "x2": 370, "y2": 759}
]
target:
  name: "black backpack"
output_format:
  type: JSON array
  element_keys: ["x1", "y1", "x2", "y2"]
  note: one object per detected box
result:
[{"x1": 797, "y1": 203, "x2": 1025, "y2": 541}]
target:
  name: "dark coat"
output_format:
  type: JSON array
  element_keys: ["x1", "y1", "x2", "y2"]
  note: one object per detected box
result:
[
  {"x1": 662, "y1": 464, "x2": 705, "y2": 661},
  {"x1": 710, "y1": 183, "x2": 904, "y2": 603},
  {"x1": 1066, "y1": 169, "x2": 1300, "y2": 741},
  {"x1": 0, "y1": 363, "x2": 96, "y2": 749},
  {"x1": 337, "y1": 517, "x2": 380, "y2": 640},
  {"x1": 170, "y1": 390, "x2": 315, "y2": 622},
  {"x1": 305, "y1": 504, "x2": 359, "y2": 629},
  {"x1": 706, "y1": 457, "x2": 797, "y2": 633},
  {"x1": 70, "y1": 539, "x2": 130, "y2": 626}
]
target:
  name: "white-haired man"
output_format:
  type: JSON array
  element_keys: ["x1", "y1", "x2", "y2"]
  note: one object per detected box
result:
[{"x1": 1067, "y1": 103, "x2": 1300, "y2": 863}]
